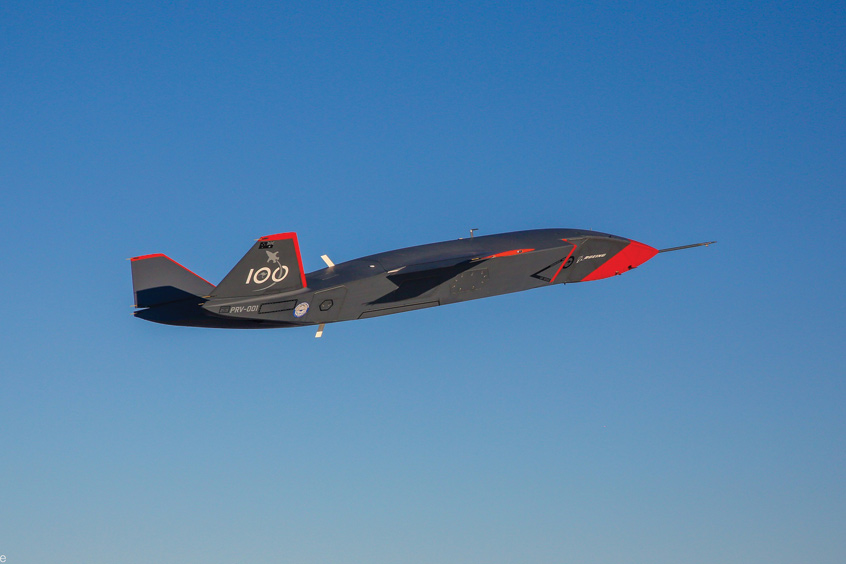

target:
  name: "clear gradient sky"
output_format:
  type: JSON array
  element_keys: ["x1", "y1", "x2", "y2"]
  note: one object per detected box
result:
[{"x1": 1, "y1": 2, "x2": 844, "y2": 563}]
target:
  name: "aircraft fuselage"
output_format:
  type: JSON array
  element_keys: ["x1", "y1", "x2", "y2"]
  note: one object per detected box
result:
[{"x1": 132, "y1": 229, "x2": 659, "y2": 330}]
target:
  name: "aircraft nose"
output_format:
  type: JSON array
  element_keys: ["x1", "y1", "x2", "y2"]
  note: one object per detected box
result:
[{"x1": 581, "y1": 239, "x2": 659, "y2": 281}]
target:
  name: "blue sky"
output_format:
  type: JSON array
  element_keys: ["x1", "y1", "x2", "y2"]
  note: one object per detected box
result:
[{"x1": 1, "y1": 2, "x2": 843, "y2": 563}]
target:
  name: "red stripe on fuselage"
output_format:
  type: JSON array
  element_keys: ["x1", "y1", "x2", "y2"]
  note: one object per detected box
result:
[
  {"x1": 482, "y1": 248, "x2": 535, "y2": 259},
  {"x1": 549, "y1": 243, "x2": 578, "y2": 283}
]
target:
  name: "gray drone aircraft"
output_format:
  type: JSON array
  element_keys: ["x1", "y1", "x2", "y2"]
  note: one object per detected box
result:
[{"x1": 131, "y1": 229, "x2": 713, "y2": 337}]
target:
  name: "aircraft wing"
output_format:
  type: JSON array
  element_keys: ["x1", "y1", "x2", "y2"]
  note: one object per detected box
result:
[{"x1": 370, "y1": 253, "x2": 484, "y2": 304}]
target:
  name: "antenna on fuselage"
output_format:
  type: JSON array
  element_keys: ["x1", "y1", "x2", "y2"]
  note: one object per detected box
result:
[{"x1": 470, "y1": 228, "x2": 479, "y2": 238}]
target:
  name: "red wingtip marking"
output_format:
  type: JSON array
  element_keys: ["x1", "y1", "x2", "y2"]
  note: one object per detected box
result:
[
  {"x1": 258, "y1": 232, "x2": 308, "y2": 288},
  {"x1": 131, "y1": 253, "x2": 166, "y2": 261},
  {"x1": 581, "y1": 240, "x2": 658, "y2": 282},
  {"x1": 289, "y1": 233, "x2": 308, "y2": 288},
  {"x1": 130, "y1": 253, "x2": 214, "y2": 286},
  {"x1": 259, "y1": 232, "x2": 298, "y2": 241}
]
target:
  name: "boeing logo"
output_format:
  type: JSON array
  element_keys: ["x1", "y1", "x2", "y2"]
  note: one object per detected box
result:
[{"x1": 576, "y1": 253, "x2": 607, "y2": 263}]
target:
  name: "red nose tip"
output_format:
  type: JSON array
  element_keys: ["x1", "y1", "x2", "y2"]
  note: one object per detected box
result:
[{"x1": 581, "y1": 240, "x2": 659, "y2": 282}]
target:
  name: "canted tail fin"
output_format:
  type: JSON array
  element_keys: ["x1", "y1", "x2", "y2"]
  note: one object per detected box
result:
[
  {"x1": 210, "y1": 232, "x2": 307, "y2": 299},
  {"x1": 130, "y1": 254, "x2": 216, "y2": 308}
]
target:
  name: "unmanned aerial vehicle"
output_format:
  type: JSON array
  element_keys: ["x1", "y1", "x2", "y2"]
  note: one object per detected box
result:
[{"x1": 130, "y1": 229, "x2": 713, "y2": 336}]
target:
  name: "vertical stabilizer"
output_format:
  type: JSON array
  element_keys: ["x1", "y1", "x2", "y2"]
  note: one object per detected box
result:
[{"x1": 210, "y1": 232, "x2": 307, "y2": 299}]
